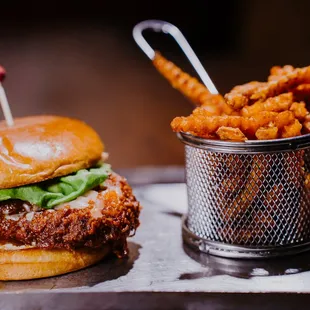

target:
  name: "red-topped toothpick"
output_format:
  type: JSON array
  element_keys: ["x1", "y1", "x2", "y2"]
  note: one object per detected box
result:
[
  {"x1": 0, "y1": 65, "x2": 14, "y2": 127},
  {"x1": 0, "y1": 66, "x2": 6, "y2": 82}
]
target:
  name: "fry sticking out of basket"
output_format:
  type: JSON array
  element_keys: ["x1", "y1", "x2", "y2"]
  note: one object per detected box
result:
[{"x1": 132, "y1": 19, "x2": 219, "y2": 96}]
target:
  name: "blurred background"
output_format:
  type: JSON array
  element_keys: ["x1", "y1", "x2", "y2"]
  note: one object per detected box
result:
[{"x1": 0, "y1": 0, "x2": 309, "y2": 169}]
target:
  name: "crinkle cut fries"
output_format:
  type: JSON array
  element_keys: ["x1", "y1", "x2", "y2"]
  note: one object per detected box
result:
[
  {"x1": 153, "y1": 52, "x2": 310, "y2": 243},
  {"x1": 153, "y1": 51, "x2": 310, "y2": 141}
]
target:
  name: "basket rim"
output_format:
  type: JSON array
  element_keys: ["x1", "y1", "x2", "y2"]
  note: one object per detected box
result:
[{"x1": 177, "y1": 132, "x2": 310, "y2": 153}]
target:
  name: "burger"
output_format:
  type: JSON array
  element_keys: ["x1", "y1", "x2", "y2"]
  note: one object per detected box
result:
[{"x1": 0, "y1": 115, "x2": 141, "y2": 280}]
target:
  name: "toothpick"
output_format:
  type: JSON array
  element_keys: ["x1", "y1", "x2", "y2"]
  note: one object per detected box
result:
[{"x1": 0, "y1": 66, "x2": 14, "y2": 127}]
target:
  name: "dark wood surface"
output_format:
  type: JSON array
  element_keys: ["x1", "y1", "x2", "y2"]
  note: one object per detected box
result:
[{"x1": 1, "y1": 292, "x2": 310, "y2": 310}]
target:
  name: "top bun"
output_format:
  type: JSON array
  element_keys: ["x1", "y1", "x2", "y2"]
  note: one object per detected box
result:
[{"x1": 0, "y1": 115, "x2": 104, "y2": 189}]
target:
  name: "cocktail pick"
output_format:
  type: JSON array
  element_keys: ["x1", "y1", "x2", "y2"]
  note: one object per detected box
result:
[
  {"x1": 132, "y1": 19, "x2": 219, "y2": 95},
  {"x1": 0, "y1": 66, "x2": 14, "y2": 127}
]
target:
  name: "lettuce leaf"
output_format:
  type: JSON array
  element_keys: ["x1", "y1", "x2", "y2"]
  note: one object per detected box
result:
[{"x1": 0, "y1": 163, "x2": 111, "y2": 209}]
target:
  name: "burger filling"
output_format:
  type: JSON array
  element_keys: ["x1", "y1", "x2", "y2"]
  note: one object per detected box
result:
[
  {"x1": 0, "y1": 162, "x2": 111, "y2": 210},
  {"x1": 0, "y1": 157, "x2": 140, "y2": 256}
]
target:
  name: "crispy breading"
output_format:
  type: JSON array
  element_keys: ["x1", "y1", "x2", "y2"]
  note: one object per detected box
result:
[{"x1": 0, "y1": 173, "x2": 141, "y2": 257}]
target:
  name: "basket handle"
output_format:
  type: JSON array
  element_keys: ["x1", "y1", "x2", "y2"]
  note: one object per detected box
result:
[{"x1": 132, "y1": 19, "x2": 219, "y2": 95}]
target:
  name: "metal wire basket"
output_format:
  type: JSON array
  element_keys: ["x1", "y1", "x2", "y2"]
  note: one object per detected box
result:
[
  {"x1": 132, "y1": 20, "x2": 310, "y2": 259},
  {"x1": 180, "y1": 132, "x2": 310, "y2": 258}
]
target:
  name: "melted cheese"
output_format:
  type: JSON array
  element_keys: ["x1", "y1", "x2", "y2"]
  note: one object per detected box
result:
[
  {"x1": 0, "y1": 243, "x2": 35, "y2": 250},
  {"x1": 23, "y1": 203, "x2": 31, "y2": 213},
  {"x1": 90, "y1": 193, "x2": 105, "y2": 219},
  {"x1": 55, "y1": 187, "x2": 120, "y2": 219},
  {"x1": 5, "y1": 211, "x2": 35, "y2": 222},
  {"x1": 55, "y1": 190, "x2": 99, "y2": 210},
  {"x1": 3, "y1": 174, "x2": 122, "y2": 221},
  {"x1": 5, "y1": 213, "x2": 24, "y2": 221},
  {"x1": 106, "y1": 185, "x2": 122, "y2": 197},
  {"x1": 26, "y1": 212, "x2": 35, "y2": 221}
]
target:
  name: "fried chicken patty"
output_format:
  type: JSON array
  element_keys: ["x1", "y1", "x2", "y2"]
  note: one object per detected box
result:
[{"x1": 0, "y1": 173, "x2": 141, "y2": 257}]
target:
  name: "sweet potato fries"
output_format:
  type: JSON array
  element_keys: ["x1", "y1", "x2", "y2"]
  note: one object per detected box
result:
[{"x1": 153, "y1": 52, "x2": 310, "y2": 141}]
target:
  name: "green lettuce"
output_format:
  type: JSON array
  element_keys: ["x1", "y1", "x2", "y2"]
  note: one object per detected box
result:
[{"x1": 0, "y1": 163, "x2": 111, "y2": 209}]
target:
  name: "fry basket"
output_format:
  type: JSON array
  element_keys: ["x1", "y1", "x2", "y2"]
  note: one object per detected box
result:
[
  {"x1": 180, "y1": 132, "x2": 310, "y2": 258},
  {"x1": 131, "y1": 20, "x2": 310, "y2": 259}
]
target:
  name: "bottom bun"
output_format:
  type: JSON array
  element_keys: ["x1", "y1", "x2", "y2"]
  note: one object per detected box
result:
[{"x1": 0, "y1": 246, "x2": 111, "y2": 281}]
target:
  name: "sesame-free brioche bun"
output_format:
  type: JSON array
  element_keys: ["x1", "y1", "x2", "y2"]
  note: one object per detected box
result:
[
  {"x1": 0, "y1": 115, "x2": 104, "y2": 189},
  {"x1": 0, "y1": 245, "x2": 111, "y2": 280}
]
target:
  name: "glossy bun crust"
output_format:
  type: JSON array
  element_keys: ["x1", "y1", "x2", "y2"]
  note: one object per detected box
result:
[
  {"x1": 0, "y1": 246, "x2": 110, "y2": 280},
  {"x1": 0, "y1": 115, "x2": 104, "y2": 189}
]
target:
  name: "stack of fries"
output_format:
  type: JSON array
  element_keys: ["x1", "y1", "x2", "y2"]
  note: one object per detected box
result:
[
  {"x1": 153, "y1": 52, "x2": 310, "y2": 142},
  {"x1": 153, "y1": 53, "x2": 310, "y2": 244}
]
